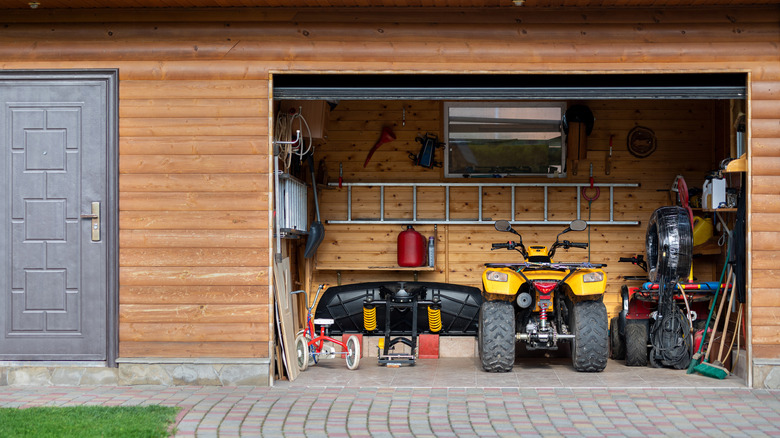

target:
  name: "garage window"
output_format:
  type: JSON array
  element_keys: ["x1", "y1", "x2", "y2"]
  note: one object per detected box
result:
[{"x1": 444, "y1": 102, "x2": 565, "y2": 178}]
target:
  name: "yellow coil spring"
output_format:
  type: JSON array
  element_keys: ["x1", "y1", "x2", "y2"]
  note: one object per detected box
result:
[
  {"x1": 363, "y1": 305, "x2": 377, "y2": 331},
  {"x1": 428, "y1": 306, "x2": 442, "y2": 333}
]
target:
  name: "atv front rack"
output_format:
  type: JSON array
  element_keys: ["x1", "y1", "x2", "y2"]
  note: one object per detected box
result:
[{"x1": 485, "y1": 262, "x2": 607, "y2": 271}]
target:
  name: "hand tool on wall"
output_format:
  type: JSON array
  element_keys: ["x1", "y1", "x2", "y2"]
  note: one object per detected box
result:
[
  {"x1": 304, "y1": 153, "x2": 324, "y2": 259},
  {"x1": 363, "y1": 127, "x2": 396, "y2": 167},
  {"x1": 338, "y1": 162, "x2": 343, "y2": 188},
  {"x1": 605, "y1": 134, "x2": 613, "y2": 175}
]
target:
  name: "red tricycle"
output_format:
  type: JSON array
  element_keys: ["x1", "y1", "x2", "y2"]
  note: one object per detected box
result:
[{"x1": 295, "y1": 284, "x2": 361, "y2": 371}]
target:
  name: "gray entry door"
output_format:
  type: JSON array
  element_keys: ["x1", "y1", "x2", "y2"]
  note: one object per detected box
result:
[{"x1": 0, "y1": 72, "x2": 116, "y2": 361}]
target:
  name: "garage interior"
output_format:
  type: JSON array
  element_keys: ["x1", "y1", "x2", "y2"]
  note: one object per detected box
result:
[{"x1": 271, "y1": 72, "x2": 748, "y2": 382}]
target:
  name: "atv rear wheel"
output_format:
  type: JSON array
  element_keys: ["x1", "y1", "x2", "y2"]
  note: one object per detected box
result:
[
  {"x1": 478, "y1": 301, "x2": 515, "y2": 372},
  {"x1": 610, "y1": 316, "x2": 625, "y2": 360},
  {"x1": 625, "y1": 320, "x2": 649, "y2": 367},
  {"x1": 571, "y1": 299, "x2": 608, "y2": 372}
]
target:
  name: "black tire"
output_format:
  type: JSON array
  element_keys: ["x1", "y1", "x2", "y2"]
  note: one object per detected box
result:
[
  {"x1": 645, "y1": 206, "x2": 693, "y2": 283},
  {"x1": 571, "y1": 300, "x2": 608, "y2": 372},
  {"x1": 610, "y1": 316, "x2": 625, "y2": 360},
  {"x1": 625, "y1": 320, "x2": 649, "y2": 367},
  {"x1": 478, "y1": 301, "x2": 515, "y2": 372}
]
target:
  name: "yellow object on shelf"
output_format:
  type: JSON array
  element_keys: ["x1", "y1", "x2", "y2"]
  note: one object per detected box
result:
[
  {"x1": 693, "y1": 216, "x2": 714, "y2": 246},
  {"x1": 725, "y1": 154, "x2": 746, "y2": 173}
]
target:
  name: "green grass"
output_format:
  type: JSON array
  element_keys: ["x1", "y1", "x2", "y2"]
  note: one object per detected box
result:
[{"x1": 0, "y1": 405, "x2": 180, "y2": 438}]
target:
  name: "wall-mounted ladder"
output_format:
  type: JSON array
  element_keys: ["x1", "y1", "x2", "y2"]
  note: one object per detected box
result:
[{"x1": 326, "y1": 181, "x2": 640, "y2": 226}]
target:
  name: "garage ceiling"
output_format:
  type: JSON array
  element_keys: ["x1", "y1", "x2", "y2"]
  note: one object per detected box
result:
[{"x1": 0, "y1": 0, "x2": 776, "y2": 8}]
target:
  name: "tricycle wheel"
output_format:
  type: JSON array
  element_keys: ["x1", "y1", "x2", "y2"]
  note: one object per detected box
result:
[
  {"x1": 625, "y1": 320, "x2": 649, "y2": 367},
  {"x1": 610, "y1": 316, "x2": 625, "y2": 360},
  {"x1": 295, "y1": 334, "x2": 309, "y2": 372},
  {"x1": 571, "y1": 299, "x2": 608, "y2": 372},
  {"x1": 478, "y1": 301, "x2": 515, "y2": 372},
  {"x1": 345, "y1": 335, "x2": 361, "y2": 370}
]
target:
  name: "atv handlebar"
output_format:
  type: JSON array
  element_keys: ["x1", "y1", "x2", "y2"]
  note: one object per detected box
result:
[
  {"x1": 565, "y1": 241, "x2": 589, "y2": 249},
  {"x1": 491, "y1": 241, "x2": 528, "y2": 258},
  {"x1": 618, "y1": 254, "x2": 648, "y2": 272}
]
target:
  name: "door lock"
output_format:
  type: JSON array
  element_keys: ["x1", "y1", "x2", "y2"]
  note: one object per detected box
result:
[{"x1": 80, "y1": 202, "x2": 100, "y2": 241}]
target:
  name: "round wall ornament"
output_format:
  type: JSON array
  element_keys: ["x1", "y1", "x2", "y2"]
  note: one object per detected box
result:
[{"x1": 627, "y1": 126, "x2": 657, "y2": 158}]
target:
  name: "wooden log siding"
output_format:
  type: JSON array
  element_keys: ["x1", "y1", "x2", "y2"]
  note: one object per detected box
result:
[{"x1": 1, "y1": 6, "x2": 778, "y2": 362}]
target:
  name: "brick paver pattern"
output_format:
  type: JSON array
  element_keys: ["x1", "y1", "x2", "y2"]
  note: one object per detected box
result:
[{"x1": 1, "y1": 386, "x2": 779, "y2": 437}]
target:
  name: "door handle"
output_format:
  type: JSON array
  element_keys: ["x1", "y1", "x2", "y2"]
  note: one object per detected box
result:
[{"x1": 80, "y1": 201, "x2": 100, "y2": 241}]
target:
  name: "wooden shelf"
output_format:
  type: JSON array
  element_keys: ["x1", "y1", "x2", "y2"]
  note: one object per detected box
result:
[
  {"x1": 703, "y1": 208, "x2": 737, "y2": 213},
  {"x1": 315, "y1": 264, "x2": 435, "y2": 271},
  {"x1": 693, "y1": 241, "x2": 722, "y2": 256}
]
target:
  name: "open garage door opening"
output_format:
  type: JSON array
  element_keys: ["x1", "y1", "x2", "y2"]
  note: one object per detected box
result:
[{"x1": 270, "y1": 72, "x2": 749, "y2": 381}]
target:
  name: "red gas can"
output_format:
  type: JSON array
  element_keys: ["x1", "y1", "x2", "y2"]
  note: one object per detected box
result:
[{"x1": 398, "y1": 225, "x2": 425, "y2": 267}]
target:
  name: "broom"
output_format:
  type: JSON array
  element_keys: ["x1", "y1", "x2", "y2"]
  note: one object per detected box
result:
[
  {"x1": 692, "y1": 268, "x2": 733, "y2": 379},
  {"x1": 686, "y1": 244, "x2": 731, "y2": 374}
]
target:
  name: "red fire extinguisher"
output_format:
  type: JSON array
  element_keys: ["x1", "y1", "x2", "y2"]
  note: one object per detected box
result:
[{"x1": 397, "y1": 225, "x2": 425, "y2": 267}]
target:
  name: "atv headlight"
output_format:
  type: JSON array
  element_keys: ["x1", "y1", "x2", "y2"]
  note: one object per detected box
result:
[
  {"x1": 582, "y1": 272, "x2": 604, "y2": 283},
  {"x1": 486, "y1": 271, "x2": 509, "y2": 282}
]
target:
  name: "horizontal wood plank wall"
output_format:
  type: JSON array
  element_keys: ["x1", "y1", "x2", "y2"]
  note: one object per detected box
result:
[
  {"x1": 314, "y1": 99, "x2": 721, "y2": 318},
  {"x1": 1, "y1": 6, "x2": 777, "y2": 361},
  {"x1": 117, "y1": 77, "x2": 271, "y2": 358}
]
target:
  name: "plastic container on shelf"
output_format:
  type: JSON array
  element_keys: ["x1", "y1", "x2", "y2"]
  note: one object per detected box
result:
[{"x1": 398, "y1": 225, "x2": 425, "y2": 267}]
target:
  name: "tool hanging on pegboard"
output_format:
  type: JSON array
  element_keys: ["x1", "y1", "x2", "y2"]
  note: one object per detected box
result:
[{"x1": 409, "y1": 132, "x2": 444, "y2": 168}]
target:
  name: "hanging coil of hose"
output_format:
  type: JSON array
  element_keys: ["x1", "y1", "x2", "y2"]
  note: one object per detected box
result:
[
  {"x1": 649, "y1": 283, "x2": 692, "y2": 369},
  {"x1": 275, "y1": 107, "x2": 313, "y2": 172}
]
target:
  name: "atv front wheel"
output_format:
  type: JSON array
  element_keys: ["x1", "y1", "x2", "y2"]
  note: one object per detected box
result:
[
  {"x1": 571, "y1": 300, "x2": 608, "y2": 372},
  {"x1": 478, "y1": 301, "x2": 515, "y2": 372}
]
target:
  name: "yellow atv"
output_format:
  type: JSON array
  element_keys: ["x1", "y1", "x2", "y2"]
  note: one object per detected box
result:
[{"x1": 479, "y1": 219, "x2": 609, "y2": 372}]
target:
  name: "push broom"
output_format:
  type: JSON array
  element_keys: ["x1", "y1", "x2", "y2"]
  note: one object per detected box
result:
[
  {"x1": 686, "y1": 244, "x2": 731, "y2": 374},
  {"x1": 692, "y1": 267, "x2": 733, "y2": 379}
]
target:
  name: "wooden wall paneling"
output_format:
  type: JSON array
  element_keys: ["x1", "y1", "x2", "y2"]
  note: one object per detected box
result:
[
  {"x1": 119, "y1": 322, "x2": 269, "y2": 342},
  {"x1": 120, "y1": 211, "x2": 267, "y2": 230},
  {"x1": 120, "y1": 98, "x2": 268, "y2": 118},
  {"x1": 120, "y1": 137, "x2": 267, "y2": 155},
  {"x1": 120, "y1": 266, "x2": 268, "y2": 286},
  {"x1": 4, "y1": 20, "x2": 776, "y2": 45},
  {"x1": 112, "y1": 72, "x2": 271, "y2": 358},
  {"x1": 120, "y1": 174, "x2": 266, "y2": 192},
  {"x1": 121, "y1": 248, "x2": 267, "y2": 267},
  {"x1": 120, "y1": 285, "x2": 268, "y2": 304},
  {"x1": 120, "y1": 304, "x2": 269, "y2": 323}
]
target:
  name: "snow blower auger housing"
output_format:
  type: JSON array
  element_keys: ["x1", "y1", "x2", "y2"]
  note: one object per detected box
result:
[
  {"x1": 479, "y1": 219, "x2": 609, "y2": 373},
  {"x1": 313, "y1": 281, "x2": 482, "y2": 365}
]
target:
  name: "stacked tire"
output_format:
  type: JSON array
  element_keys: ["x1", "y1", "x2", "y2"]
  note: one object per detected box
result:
[{"x1": 645, "y1": 206, "x2": 693, "y2": 283}]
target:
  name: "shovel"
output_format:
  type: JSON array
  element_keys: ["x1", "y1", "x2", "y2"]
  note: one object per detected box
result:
[{"x1": 304, "y1": 154, "x2": 324, "y2": 258}]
